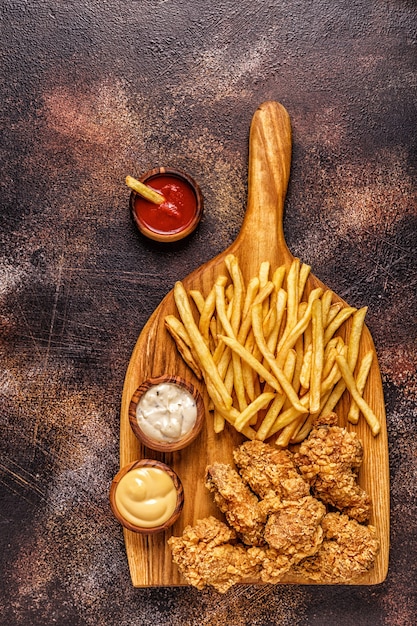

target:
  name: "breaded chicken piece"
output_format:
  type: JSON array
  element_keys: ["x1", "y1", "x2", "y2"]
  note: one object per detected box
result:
[
  {"x1": 168, "y1": 516, "x2": 262, "y2": 593},
  {"x1": 262, "y1": 495, "x2": 326, "y2": 562},
  {"x1": 205, "y1": 463, "x2": 266, "y2": 545},
  {"x1": 294, "y1": 413, "x2": 371, "y2": 522},
  {"x1": 292, "y1": 512, "x2": 380, "y2": 583},
  {"x1": 233, "y1": 440, "x2": 310, "y2": 501},
  {"x1": 251, "y1": 546, "x2": 294, "y2": 583}
]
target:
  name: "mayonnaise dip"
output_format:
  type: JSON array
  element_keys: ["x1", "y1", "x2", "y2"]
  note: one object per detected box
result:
[
  {"x1": 115, "y1": 466, "x2": 177, "y2": 528},
  {"x1": 136, "y1": 382, "x2": 197, "y2": 443}
]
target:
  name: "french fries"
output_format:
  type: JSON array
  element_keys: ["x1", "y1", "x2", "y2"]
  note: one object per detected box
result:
[{"x1": 166, "y1": 254, "x2": 380, "y2": 445}]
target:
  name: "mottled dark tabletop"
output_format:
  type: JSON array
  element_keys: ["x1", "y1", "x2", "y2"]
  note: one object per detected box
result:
[{"x1": 1, "y1": 1, "x2": 416, "y2": 625}]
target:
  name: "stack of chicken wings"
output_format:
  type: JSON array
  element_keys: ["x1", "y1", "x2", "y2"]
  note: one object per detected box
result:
[{"x1": 168, "y1": 413, "x2": 379, "y2": 592}]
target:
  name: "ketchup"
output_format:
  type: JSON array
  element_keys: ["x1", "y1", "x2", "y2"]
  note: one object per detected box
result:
[{"x1": 134, "y1": 174, "x2": 197, "y2": 236}]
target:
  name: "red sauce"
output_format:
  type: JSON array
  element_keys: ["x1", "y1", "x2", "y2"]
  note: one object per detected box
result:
[{"x1": 134, "y1": 175, "x2": 197, "y2": 236}]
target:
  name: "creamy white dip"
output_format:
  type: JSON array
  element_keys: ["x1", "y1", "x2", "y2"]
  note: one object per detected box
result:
[{"x1": 136, "y1": 382, "x2": 197, "y2": 443}]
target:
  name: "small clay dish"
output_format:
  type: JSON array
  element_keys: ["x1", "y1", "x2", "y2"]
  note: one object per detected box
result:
[
  {"x1": 109, "y1": 459, "x2": 184, "y2": 534},
  {"x1": 129, "y1": 167, "x2": 203, "y2": 242},
  {"x1": 129, "y1": 375, "x2": 205, "y2": 452}
]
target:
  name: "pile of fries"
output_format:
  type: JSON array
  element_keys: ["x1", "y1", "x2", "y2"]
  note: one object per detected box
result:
[{"x1": 165, "y1": 254, "x2": 380, "y2": 446}]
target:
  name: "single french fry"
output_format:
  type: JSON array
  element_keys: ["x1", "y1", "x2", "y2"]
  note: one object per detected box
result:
[
  {"x1": 258, "y1": 261, "x2": 270, "y2": 315},
  {"x1": 310, "y1": 298, "x2": 324, "y2": 413},
  {"x1": 298, "y1": 263, "x2": 311, "y2": 302},
  {"x1": 259, "y1": 261, "x2": 270, "y2": 286},
  {"x1": 225, "y1": 283, "x2": 234, "y2": 304},
  {"x1": 241, "y1": 329, "x2": 258, "y2": 402},
  {"x1": 281, "y1": 258, "x2": 300, "y2": 343},
  {"x1": 321, "y1": 289, "x2": 334, "y2": 326},
  {"x1": 226, "y1": 254, "x2": 246, "y2": 333},
  {"x1": 224, "y1": 359, "x2": 235, "y2": 394},
  {"x1": 299, "y1": 343, "x2": 312, "y2": 389},
  {"x1": 268, "y1": 288, "x2": 287, "y2": 356},
  {"x1": 323, "y1": 306, "x2": 356, "y2": 345},
  {"x1": 205, "y1": 295, "x2": 219, "y2": 350},
  {"x1": 199, "y1": 285, "x2": 218, "y2": 345},
  {"x1": 321, "y1": 359, "x2": 342, "y2": 391},
  {"x1": 256, "y1": 349, "x2": 296, "y2": 440},
  {"x1": 272, "y1": 265, "x2": 286, "y2": 292},
  {"x1": 125, "y1": 175, "x2": 165, "y2": 204},
  {"x1": 213, "y1": 409, "x2": 225, "y2": 433},
  {"x1": 321, "y1": 346, "x2": 338, "y2": 380},
  {"x1": 290, "y1": 304, "x2": 305, "y2": 400},
  {"x1": 164, "y1": 315, "x2": 203, "y2": 379},
  {"x1": 242, "y1": 277, "x2": 260, "y2": 319},
  {"x1": 234, "y1": 392, "x2": 276, "y2": 432},
  {"x1": 325, "y1": 303, "x2": 342, "y2": 327},
  {"x1": 189, "y1": 289, "x2": 206, "y2": 314},
  {"x1": 292, "y1": 333, "x2": 304, "y2": 394},
  {"x1": 277, "y1": 287, "x2": 323, "y2": 368},
  {"x1": 215, "y1": 278, "x2": 235, "y2": 339},
  {"x1": 216, "y1": 345, "x2": 232, "y2": 378},
  {"x1": 347, "y1": 307, "x2": 368, "y2": 370},
  {"x1": 237, "y1": 281, "x2": 275, "y2": 347},
  {"x1": 348, "y1": 350, "x2": 374, "y2": 424},
  {"x1": 336, "y1": 354, "x2": 380, "y2": 435},
  {"x1": 263, "y1": 304, "x2": 277, "y2": 338}
]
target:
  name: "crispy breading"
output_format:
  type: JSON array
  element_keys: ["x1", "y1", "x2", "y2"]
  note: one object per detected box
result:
[
  {"x1": 262, "y1": 495, "x2": 326, "y2": 561},
  {"x1": 167, "y1": 516, "x2": 262, "y2": 593},
  {"x1": 252, "y1": 546, "x2": 294, "y2": 583},
  {"x1": 233, "y1": 439, "x2": 310, "y2": 500},
  {"x1": 294, "y1": 412, "x2": 371, "y2": 522},
  {"x1": 205, "y1": 463, "x2": 266, "y2": 545},
  {"x1": 292, "y1": 512, "x2": 380, "y2": 583}
]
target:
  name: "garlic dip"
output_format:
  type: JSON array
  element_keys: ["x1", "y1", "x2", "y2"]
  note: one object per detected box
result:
[{"x1": 136, "y1": 382, "x2": 197, "y2": 443}]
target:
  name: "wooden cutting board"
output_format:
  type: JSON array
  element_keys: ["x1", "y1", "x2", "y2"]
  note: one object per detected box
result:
[{"x1": 119, "y1": 101, "x2": 389, "y2": 587}]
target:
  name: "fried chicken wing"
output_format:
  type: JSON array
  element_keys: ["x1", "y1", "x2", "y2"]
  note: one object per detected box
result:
[
  {"x1": 233, "y1": 439, "x2": 310, "y2": 500},
  {"x1": 292, "y1": 512, "x2": 380, "y2": 583},
  {"x1": 205, "y1": 463, "x2": 265, "y2": 545},
  {"x1": 294, "y1": 413, "x2": 371, "y2": 522},
  {"x1": 168, "y1": 516, "x2": 262, "y2": 593},
  {"x1": 263, "y1": 495, "x2": 326, "y2": 561}
]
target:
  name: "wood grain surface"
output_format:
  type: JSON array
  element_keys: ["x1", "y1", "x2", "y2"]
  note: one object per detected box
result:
[{"x1": 119, "y1": 102, "x2": 389, "y2": 587}]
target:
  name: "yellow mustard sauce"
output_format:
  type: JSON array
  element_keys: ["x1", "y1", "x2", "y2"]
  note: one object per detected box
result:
[{"x1": 115, "y1": 466, "x2": 177, "y2": 528}]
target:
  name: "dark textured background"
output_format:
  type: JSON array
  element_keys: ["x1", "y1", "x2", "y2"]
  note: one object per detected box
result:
[{"x1": 1, "y1": 1, "x2": 416, "y2": 624}]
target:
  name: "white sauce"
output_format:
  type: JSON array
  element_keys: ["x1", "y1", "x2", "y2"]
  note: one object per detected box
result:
[{"x1": 136, "y1": 382, "x2": 197, "y2": 443}]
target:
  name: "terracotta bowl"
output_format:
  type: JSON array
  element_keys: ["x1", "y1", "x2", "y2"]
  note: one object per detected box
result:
[
  {"x1": 129, "y1": 375, "x2": 205, "y2": 452},
  {"x1": 109, "y1": 459, "x2": 184, "y2": 534},
  {"x1": 129, "y1": 167, "x2": 203, "y2": 242}
]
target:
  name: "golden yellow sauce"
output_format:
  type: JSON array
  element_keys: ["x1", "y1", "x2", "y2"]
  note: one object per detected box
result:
[{"x1": 115, "y1": 466, "x2": 177, "y2": 528}]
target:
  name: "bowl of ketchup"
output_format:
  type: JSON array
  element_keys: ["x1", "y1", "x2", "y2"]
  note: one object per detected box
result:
[{"x1": 129, "y1": 167, "x2": 203, "y2": 242}]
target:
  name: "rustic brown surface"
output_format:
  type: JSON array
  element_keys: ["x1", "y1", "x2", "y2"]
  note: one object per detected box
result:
[
  {"x1": 1, "y1": 1, "x2": 416, "y2": 624},
  {"x1": 120, "y1": 102, "x2": 389, "y2": 587}
]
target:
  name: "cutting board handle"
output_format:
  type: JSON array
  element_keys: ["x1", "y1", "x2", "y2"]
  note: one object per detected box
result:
[{"x1": 236, "y1": 101, "x2": 292, "y2": 258}]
